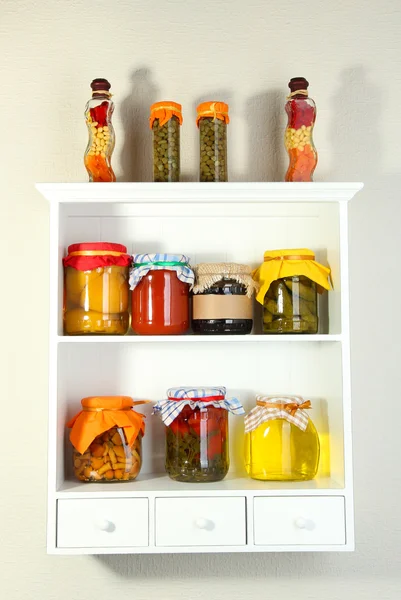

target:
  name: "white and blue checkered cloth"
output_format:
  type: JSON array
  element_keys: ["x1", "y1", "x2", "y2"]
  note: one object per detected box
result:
[
  {"x1": 129, "y1": 253, "x2": 194, "y2": 290},
  {"x1": 153, "y1": 386, "x2": 245, "y2": 426}
]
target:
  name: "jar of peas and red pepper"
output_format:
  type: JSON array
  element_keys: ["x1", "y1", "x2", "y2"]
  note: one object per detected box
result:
[
  {"x1": 84, "y1": 78, "x2": 116, "y2": 182},
  {"x1": 154, "y1": 387, "x2": 245, "y2": 482}
]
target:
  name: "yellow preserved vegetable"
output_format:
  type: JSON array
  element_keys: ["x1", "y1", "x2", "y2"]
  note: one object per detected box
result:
[{"x1": 244, "y1": 395, "x2": 320, "y2": 481}]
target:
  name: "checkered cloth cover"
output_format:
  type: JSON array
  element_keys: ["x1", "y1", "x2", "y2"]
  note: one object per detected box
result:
[
  {"x1": 154, "y1": 386, "x2": 245, "y2": 426},
  {"x1": 129, "y1": 253, "x2": 194, "y2": 290},
  {"x1": 244, "y1": 395, "x2": 311, "y2": 433}
]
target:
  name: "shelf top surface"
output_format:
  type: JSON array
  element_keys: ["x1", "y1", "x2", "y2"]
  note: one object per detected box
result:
[
  {"x1": 36, "y1": 182, "x2": 363, "y2": 204},
  {"x1": 57, "y1": 474, "x2": 345, "y2": 497},
  {"x1": 57, "y1": 333, "x2": 342, "y2": 343}
]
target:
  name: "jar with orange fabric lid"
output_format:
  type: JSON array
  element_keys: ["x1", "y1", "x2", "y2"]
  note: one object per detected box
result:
[
  {"x1": 67, "y1": 396, "x2": 146, "y2": 482},
  {"x1": 284, "y1": 77, "x2": 318, "y2": 182},
  {"x1": 150, "y1": 101, "x2": 182, "y2": 182},
  {"x1": 63, "y1": 242, "x2": 131, "y2": 335},
  {"x1": 244, "y1": 394, "x2": 320, "y2": 481},
  {"x1": 196, "y1": 101, "x2": 229, "y2": 181},
  {"x1": 252, "y1": 249, "x2": 332, "y2": 334}
]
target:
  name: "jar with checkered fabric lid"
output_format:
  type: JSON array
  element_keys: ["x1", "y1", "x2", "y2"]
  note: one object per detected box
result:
[
  {"x1": 154, "y1": 387, "x2": 245, "y2": 482},
  {"x1": 244, "y1": 394, "x2": 320, "y2": 481}
]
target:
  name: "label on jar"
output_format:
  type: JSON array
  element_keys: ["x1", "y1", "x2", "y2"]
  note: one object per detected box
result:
[{"x1": 193, "y1": 295, "x2": 253, "y2": 320}]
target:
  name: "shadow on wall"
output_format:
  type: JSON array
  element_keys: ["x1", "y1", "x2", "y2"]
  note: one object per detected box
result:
[
  {"x1": 246, "y1": 90, "x2": 287, "y2": 182},
  {"x1": 119, "y1": 68, "x2": 159, "y2": 182}
]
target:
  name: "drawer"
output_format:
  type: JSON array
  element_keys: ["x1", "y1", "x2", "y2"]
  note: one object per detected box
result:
[
  {"x1": 57, "y1": 498, "x2": 149, "y2": 548},
  {"x1": 254, "y1": 496, "x2": 345, "y2": 546},
  {"x1": 156, "y1": 497, "x2": 246, "y2": 547}
]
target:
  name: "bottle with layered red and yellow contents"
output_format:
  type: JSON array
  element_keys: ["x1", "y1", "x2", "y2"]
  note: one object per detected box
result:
[
  {"x1": 284, "y1": 77, "x2": 317, "y2": 182},
  {"x1": 84, "y1": 78, "x2": 116, "y2": 182}
]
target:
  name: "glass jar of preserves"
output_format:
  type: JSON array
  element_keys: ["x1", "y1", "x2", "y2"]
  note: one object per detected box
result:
[
  {"x1": 196, "y1": 101, "x2": 229, "y2": 181},
  {"x1": 129, "y1": 253, "x2": 194, "y2": 335},
  {"x1": 63, "y1": 242, "x2": 131, "y2": 335},
  {"x1": 192, "y1": 263, "x2": 258, "y2": 334},
  {"x1": 84, "y1": 78, "x2": 116, "y2": 182},
  {"x1": 244, "y1": 395, "x2": 320, "y2": 481},
  {"x1": 252, "y1": 249, "x2": 331, "y2": 334},
  {"x1": 150, "y1": 101, "x2": 182, "y2": 182},
  {"x1": 284, "y1": 77, "x2": 317, "y2": 182},
  {"x1": 154, "y1": 387, "x2": 245, "y2": 482},
  {"x1": 67, "y1": 396, "x2": 146, "y2": 482}
]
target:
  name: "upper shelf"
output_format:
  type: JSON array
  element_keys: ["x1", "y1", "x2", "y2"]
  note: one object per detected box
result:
[
  {"x1": 57, "y1": 334, "x2": 342, "y2": 344},
  {"x1": 36, "y1": 182, "x2": 364, "y2": 204}
]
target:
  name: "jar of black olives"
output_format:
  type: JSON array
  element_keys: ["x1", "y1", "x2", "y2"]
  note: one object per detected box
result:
[
  {"x1": 192, "y1": 263, "x2": 257, "y2": 334},
  {"x1": 196, "y1": 102, "x2": 229, "y2": 182},
  {"x1": 150, "y1": 101, "x2": 182, "y2": 182}
]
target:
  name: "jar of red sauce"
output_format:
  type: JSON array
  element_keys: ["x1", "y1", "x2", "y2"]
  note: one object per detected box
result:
[{"x1": 129, "y1": 253, "x2": 194, "y2": 335}]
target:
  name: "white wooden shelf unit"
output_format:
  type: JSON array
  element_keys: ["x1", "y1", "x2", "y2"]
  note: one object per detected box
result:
[{"x1": 38, "y1": 182, "x2": 363, "y2": 555}]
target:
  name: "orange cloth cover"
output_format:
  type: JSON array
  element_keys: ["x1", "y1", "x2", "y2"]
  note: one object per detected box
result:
[
  {"x1": 149, "y1": 101, "x2": 183, "y2": 128},
  {"x1": 67, "y1": 396, "x2": 146, "y2": 455},
  {"x1": 196, "y1": 101, "x2": 230, "y2": 126}
]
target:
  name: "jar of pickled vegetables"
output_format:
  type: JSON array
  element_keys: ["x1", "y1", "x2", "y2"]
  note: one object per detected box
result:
[
  {"x1": 196, "y1": 102, "x2": 229, "y2": 182},
  {"x1": 252, "y1": 249, "x2": 332, "y2": 334},
  {"x1": 192, "y1": 263, "x2": 258, "y2": 334},
  {"x1": 154, "y1": 387, "x2": 245, "y2": 482},
  {"x1": 284, "y1": 77, "x2": 317, "y2": 182},
  {"x1": 244, "y1": 394, "x2": 320, "y2": 481},
  {"x1": 150, "y1": 101, "x2": 182, "y2": 182},
  {"x1": 63, "y1": 242, "x2": 131, "y2": 335},
  {"x1": 84, "y1": 78, "x2": 116, "y2": 182},
  {"x1": 67, "y1": 396, "x2": 146, "y2": 482},
  {"x1": 129, "y1": 253, "x2": 194, "y2": 335}
]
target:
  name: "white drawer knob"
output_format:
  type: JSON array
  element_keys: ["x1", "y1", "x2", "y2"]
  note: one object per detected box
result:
[
  {"x1": 195, "y1": 518, "x2": 213, "y2": 530},
  {"x1": 295, "y1": 517, "x2": 307, "y2": 529},
  {"x1": 96, "y1": 519, "x2": 113, "y2": 532}
]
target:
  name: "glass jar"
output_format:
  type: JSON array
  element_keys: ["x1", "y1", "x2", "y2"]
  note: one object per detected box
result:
[
  {"x1": 150, "y1": 101, "x2": 182, "y2": 182},
  {"x1": 263, "y1": 276, "x2": 318, "y2": 333},
  {"x1": 63, "y1": 242, "x2": 130, "y2": 335},
  {"x1": 196, "y1": 101, "x2": 229, "y2": 181},
  {"x1": 129, "y1": 253, "x2": 194, "y2": 335},
  {"x1": 244, "y1": 395, "x2": 320, "y2": 481},
  {"x1": 284, "y1": 77, "x2": 317, "y2": 182},
  {"x1": 252, "y1": 249, "x2": 332, "y2": 335},
  {"x1": 154, "y1": 387, "x2": 244, "y2": 482},
  {"x1": 67, "y1": 396, "x2": 146, "y2": 483},
  {"x1": 192, "y1": 263, "x2": 257, "y2": 335},
  {"x1": 84, "y1": 78, "x2": 116, "y2": 182}
]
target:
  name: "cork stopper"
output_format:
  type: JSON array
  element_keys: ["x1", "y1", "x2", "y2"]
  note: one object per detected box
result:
[
  {"x1": 90, "y1": 78, "x2": 111, "y2": 96},
  {"x1": 288, "y1": 77, "x2": 309, "y2": 93}
]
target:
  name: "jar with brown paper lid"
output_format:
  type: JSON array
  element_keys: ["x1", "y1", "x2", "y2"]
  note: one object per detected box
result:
[{"x1": 192, "y1": 263, "x2": 258, "y2": 334}]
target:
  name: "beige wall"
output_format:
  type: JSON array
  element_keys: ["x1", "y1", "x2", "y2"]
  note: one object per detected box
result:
[{"x1": 1, "y1": 0, "x2": 400, "y2": 598}]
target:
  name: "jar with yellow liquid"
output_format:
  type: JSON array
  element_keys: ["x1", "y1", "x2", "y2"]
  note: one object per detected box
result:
[{"x1": 244, "y1": 395, "x2": 320, "y2": 481}]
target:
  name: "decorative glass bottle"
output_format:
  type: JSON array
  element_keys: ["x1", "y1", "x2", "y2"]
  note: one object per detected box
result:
[
  {"x1": 284, "y1": 77, "x2": 317, "y2": 182},
  {"x1": 84, "y1": 78, "x2": 116, "y2": 182}
]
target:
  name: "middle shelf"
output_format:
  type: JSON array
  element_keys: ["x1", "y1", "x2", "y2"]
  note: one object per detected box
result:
[{"x1": 56, "y1": 334, "x2": 343, "y2": 344}]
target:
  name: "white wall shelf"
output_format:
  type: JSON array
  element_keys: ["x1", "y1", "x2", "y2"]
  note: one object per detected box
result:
[{"x1": 38, "y1": 181, "x2": 363, "y2": 556}]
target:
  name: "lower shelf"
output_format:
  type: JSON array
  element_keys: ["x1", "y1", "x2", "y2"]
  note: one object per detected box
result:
[{"x1": 56, "y1": 473, "x2": 344, "y2": 497}]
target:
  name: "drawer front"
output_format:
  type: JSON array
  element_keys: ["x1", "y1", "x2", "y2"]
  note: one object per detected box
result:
[
  {"x1": 57, "y1": 498, "x2": 149, "y2": 548},
  {"x1": 254, "y1": 496, "x2": 346, "y2": 546},
  {"x1": 156, "y1": 497, "x2": 246, "y2": 547}
]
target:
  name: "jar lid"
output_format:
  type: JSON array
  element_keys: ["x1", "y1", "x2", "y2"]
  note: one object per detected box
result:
[
  {"x1": 149, "y1": 101, "x2": 183, "y2": 128},
  {"x1": 244, "y1": 394, "x2": 313, "y2": 433},
  {"x1": 67, "y1": 242, "x2": 127, "y2": 255},
  {"x1": 129, "y1": 253, "x2": 195, "y2": 290},
  {"x1": 81, "y1": 396, "x2": 134, "y2": 410},
  {"x1": 196, "y1": 101, "x2": 230, "y2": 126},
  {"x1": 167, "y1": 386, "x2": 227, "y2": 400},
  {"x1": 192, "y1": 262, "x2": 258, "y2": 297},
  {"x1": 63, "y1": 242, "x2": 131, "y2": 271}
]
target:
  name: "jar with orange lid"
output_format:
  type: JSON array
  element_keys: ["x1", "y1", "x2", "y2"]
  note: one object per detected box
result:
[
  {"x1": 244, "y1": 395, "x2": 320, "y2": 481},
  {"x1": 67, "y1": 396, "x2": 146, "y2": 482},
  {"x1": 84, "y1": 78, "x2": 116, "y2": 182},
  {"x1": 196, "y1": 101, "x2": 229, "y2": 181},
  {"x1": 63, "y1": 242, "x2": 131, "y2": 335},
  {"x1": 252, "y1": 249, "x2": 332, "y2": 334},
  {"x1": 150, "y1": 101, "x2": 182, "y2": 182}
]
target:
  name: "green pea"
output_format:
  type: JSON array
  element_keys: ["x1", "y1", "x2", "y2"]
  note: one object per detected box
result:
[
  {"x1": 199, "y1": 117, "x2": 228, "y2": 182},
  {"x1": 152, "y1": 116, "x2": 181, "y2": 182}
]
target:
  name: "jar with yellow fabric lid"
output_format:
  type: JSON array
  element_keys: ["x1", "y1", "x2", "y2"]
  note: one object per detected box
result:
[
  {"x1": 67, "y1": 396, "x2": 146, "y2": 482},
  {"x1": 196, "y1": 101, "x2": 229, "y2": 182},
  {"x1": 244, "y1": 395, "x2": 320, "y2": 481},
  {"x1": 252, "y1": 249, "x2": 332, "y2": 334},
  {"x1": 150, "y1": 101, "x2": 182, "y2": 182},
  {"x1": 63, "y1": 242, "x2": 131, "y2": 335}
]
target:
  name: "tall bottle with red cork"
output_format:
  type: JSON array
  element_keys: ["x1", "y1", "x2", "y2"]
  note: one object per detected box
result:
[
  {"x1": 284, "y1": 77, "x2": 318, "y2": 182},
  {"x1": 84, "y1": 78, "x2": 116, "y2": 182}
]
